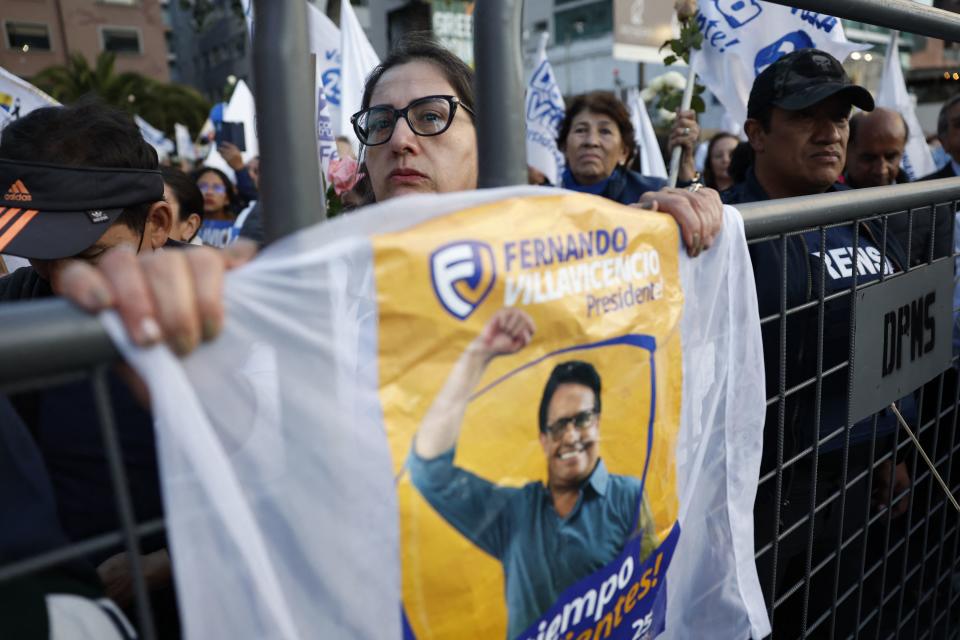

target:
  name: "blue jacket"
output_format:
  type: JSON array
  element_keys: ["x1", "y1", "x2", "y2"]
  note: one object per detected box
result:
[
  {"x1": 723, "y1": 169, "x2": 910, "y2": 469},
  {"x1": 561, "y1": 167, "x2": 666, "y2": 205}
]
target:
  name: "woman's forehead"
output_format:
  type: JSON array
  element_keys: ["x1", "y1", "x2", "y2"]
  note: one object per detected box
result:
[
  {"x1": 571, "y1": 110, "x2": 617, "y2": 127},
  {"x1": 369, "y1": 60, "x2": 456, "y2": 108}
]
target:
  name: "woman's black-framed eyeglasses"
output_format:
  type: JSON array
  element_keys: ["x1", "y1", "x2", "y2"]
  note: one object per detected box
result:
[{"x1": 350, "y1": 95, "x2": 475, "y2": 147}]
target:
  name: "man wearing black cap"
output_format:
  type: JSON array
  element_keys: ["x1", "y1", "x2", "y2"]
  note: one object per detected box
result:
[
  {"x1": 0, "y1": 100, "x2": 174, "y2": 304},
  {"x1": 0, "y1": 99, "x2": 211, "y2": 637},
  {"x1": 723, "y1": 49, "x2": 911, "y2": 638}
]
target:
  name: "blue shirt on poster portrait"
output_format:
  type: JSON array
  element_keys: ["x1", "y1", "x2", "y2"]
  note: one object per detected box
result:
[{"x1": 407, "y1": 448, "x2": 642, "y2": 639}]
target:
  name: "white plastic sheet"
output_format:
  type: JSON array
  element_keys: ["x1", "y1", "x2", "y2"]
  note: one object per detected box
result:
[{"x1": 104, "y1": 188, "x2": 768, "y2": 639}]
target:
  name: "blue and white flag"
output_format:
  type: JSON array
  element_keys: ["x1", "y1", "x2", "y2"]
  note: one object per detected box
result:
[
  {"x1": 525, "y1": 32, "x2": 565, "y2": 185},
  {"x1": 876, "y1": 31, "x2": 935, "y2": 181},
  {"x1": 135, "y1": 115, "x2": 175, "y2": 161},
  {"x1": 307, "y1": 1, "x2": 343, "y2": 138},
  {"x1": 628, "y1": 87, "x2": 668, "y2": 180},
  {"x1": 174, "y1": 123, "x2": 197, "y2": 163},
  {"x1": 691, "y1": 2, "x2": 867, "y2": 131},
  {"x1": 241, "y1": 0, "x2": 253, "y2": 39},
  {"x1": 339, "y1": 0, "x2": 380, "y2": 147},
  {"x1": 317, "y1": 81, "x2": 339, "y2": 184},
  {"x1": 0, "y1": 64, "x2": 58, "y2": 133}
]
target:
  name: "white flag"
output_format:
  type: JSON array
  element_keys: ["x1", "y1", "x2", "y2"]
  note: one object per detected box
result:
[
  {"x1": 691, "y1": 3, "x2": 867, "y2": 132},
  {"x1": 135, "y1": 115, "x2": 175, "y2": 161},
  {"x1": 524, "y1": 32, "x2": 566, "y2": 185},
  {"x1": 175, "y1": 123, "x2": 197, "y2": 163},
  {"x1": 0, "y1": 65, "x2": 59, "y2": 133},
  {"x1": 224, "y1": 79, "x2": 259, "y2": 162},
  {"x1": 876, "y1": 32, "x2": 936, "y2": 181},
  {"x1": 339, "y1": 0, "x2": 380, "y2": 147},
  {"x1": 628, "y1": 87, "x2": 668, "y2": 180},
  {"x1": 203, "y1": 81, "x2": 257, "y2": 181}
]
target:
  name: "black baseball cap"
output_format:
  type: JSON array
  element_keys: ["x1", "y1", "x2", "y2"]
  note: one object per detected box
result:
[
  {"x1": 747, "y1": 49, "x2": 874, "y2": 119},
  {"x1": 0, "y1": 158, "x2": 163, "y2": 260}
]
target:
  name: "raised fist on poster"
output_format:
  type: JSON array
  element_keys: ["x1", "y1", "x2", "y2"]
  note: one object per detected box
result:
[{"x1": 474, "y1": 307, "x2": 536, "y2": 359}]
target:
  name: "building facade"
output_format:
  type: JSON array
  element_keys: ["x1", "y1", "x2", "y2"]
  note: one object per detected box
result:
[
  {"x1": 164, "y1": 0, "x2": 250, "y2": 101},
  {"x1": 1, "y1": 0, "x2": 170, "y2": 81}
]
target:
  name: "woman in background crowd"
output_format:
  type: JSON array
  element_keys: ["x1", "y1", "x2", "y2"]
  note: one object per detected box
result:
[
  {"x1": 194, "y1": 167, "x2": 243, "y2": 247},
  {"x1": 702, "y1": 132, "x2": 739, "y2": 192},
  {"x1": 162, "y1": 167, "x2": 204, "y2": 244}
]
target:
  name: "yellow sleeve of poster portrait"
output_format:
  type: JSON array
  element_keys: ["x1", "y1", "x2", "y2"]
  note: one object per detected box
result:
[{"x1": 374, "y1": 193, "x2": 684, "y2": 640}]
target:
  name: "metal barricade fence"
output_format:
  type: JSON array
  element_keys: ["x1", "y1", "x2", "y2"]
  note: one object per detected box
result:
[
  {"x1": 2, "y1": 1, "x2": 960, "y2": 639},
  {"x1": 739, "y1": 179, "x2": 960, "y2": 640}
]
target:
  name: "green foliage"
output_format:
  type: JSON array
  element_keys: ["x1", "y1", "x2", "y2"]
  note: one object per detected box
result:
[
  {"x1": 33, "y1": 52, "x2": 211, "y2": 137},
  {"x1": 325, "y1": 184, "x2": 345, "y2": 218},
  {"x1": 659, "y1": 82, "x2": 706, "y2": 114},
  {"x1": 659, "y1": 17, "x2": 707, "y2": 114},
  {"x1": 661, "y1": 18, "x2": 704, "y2": 65}
]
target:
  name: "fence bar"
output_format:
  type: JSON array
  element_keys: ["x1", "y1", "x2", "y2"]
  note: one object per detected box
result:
[
  {"x1": 0, "y1": 298, "x2": 116, "y2": 384},
  {"x1": 253, "y1": 0, "x2": 326, "y2": 241},
  {"x1": 91, "y1": 369, "x2": 156, "y2": 640},
  {"x1": 763, "y1": 0, "x2": 960, "y2": 42},
  {"x1": 473, "y1": 0, "x2": 526, "y2": 188},
  {"x1": 738, "y1": 177, "x2": 960, "y2": 238},
  {"x1": 0, "y1": 519, "x2": 165, "y2": 584}
]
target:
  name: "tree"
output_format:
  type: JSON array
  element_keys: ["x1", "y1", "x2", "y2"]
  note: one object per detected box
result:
[{"x1": 33, "y1": 52, "x2": 211, "y2": 137}]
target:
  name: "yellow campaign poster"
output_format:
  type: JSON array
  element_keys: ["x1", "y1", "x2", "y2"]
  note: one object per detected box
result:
[{"x1": 375, "y1": 193, "x2": 683, "y2": 640}]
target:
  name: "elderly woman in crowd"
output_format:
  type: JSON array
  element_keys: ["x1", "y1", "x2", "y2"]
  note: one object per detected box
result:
[
  {"x1": 352, "y1": 37, "x2": 722, "y2": 257},
  {"x1": 557, "y1": 91, "x2": 700, "y2": 204}
]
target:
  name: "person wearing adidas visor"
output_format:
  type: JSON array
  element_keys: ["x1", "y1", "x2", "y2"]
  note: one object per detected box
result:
[
  {"x1": 0, "y1": 99, "x2": 257, "y2": 638},
  {"x1": 0, "y1": 100, "x2": 253, "y2": 355}
]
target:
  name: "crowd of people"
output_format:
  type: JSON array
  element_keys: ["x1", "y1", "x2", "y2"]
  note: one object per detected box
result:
[{"x1": 0, "y1": 34, "x2": 958, "y2": 639}]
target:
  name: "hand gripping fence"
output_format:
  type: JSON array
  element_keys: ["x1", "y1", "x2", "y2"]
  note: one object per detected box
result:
[{"x1": 2, "y1": 1, "x2": 960, "y2": 639}]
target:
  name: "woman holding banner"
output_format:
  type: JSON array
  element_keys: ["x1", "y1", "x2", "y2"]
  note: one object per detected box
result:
[{"x1": 350, "y1": 37, "x2": 723, "y2": 257}]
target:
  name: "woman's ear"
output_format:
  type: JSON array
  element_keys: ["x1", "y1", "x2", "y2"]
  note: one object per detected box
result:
[
  {"x1": 144, "y1": 201, "x2": 173, "y2": 250},
  {"x1": 182, "y1": 213, "x2": 203, "y2": 242}
]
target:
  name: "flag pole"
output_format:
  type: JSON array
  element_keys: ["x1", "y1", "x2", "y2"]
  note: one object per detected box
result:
[{"x1": 668, "y1": 65, "x2": 696, "y2": 188}]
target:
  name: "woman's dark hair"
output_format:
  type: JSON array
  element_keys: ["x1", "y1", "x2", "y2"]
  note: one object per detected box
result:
[
  {"x1": 703, "y1": 132, "x2": 739, "y2": 190},
  {"x1": 538, "y1": 360, "x2": 602, "y2": 434},
  {"x1": 193, "y1": 166, "x2": 241, "y2": 218},
  {"x1": 360, "y1": 35, "x2": 475, "y2": 115},
  {"x1": 728, "y1": 140, "x2": 754, "y2": 187},
  {"x1": 0, "y1": 97, "x2": 158, "y2": 234},
  {"x1": 557, "y1": 91, "x2": 636, "y2": 164},
  {"x1": 162, "y1": 167, "x2": 204, "y2": 226}
]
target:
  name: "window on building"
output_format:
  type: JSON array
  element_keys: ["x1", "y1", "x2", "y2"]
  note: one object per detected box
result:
[
  {"x1": 101, "y1": 27, "x2": 142, "y2": 54},
  {"x1": 5, "y1": 22, "x2": 52, "y2": 51},
  {"x1": 555, "y1": 1, "x2": 612, "y2": 44}
]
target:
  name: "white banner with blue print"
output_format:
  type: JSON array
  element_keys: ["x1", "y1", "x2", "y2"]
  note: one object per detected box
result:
[{"x1": 691, "y1": 1, "x2": 867, "y2": 133}]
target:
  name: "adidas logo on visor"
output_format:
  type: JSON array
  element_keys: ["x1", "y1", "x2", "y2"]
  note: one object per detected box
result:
[{"x1": 4, "y1": 180, "x2": 32, "y2": 202}]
